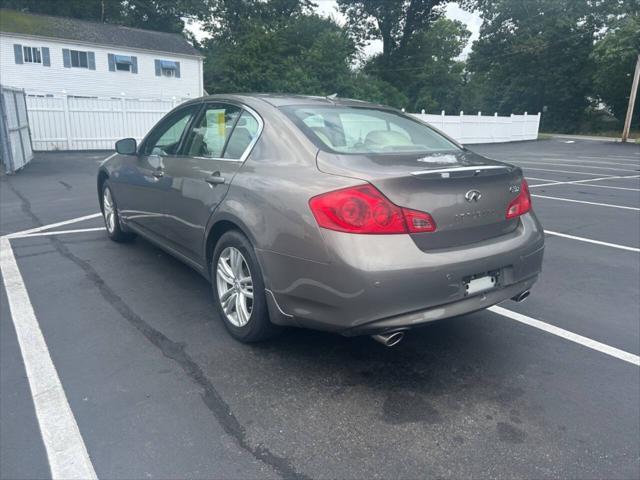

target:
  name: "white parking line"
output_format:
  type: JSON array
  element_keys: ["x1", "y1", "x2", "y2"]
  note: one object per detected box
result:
[
  {"x1": 0, "y1": 237, "x2": 98, "y2": 479},
  {"x1": 534, "y1": 182, "x2": 640, "y2": 192},
  {"x1": 13, "y1": 227, "x2": 106, "y2": 239},
  {"x1": 529, "y1": 174, "x2": 640, "y2": 188},
  {"x1": 517, "y1": 157, "x2": 640, "y2": 167},
  {"x1": 544, "y1": 230, "x2": 640, "y2": 253},
  {"x1": 554, "y1": 158, "x2": 640, "y2": 167},
  {"x1": 513, "y1": 160, "x2": 639, "y2": 173},
  {"x1": 520, "y1": 167, "x2": 617, "y2": 177},
  {"x1": 531, "y1": 194, "x2": 640, "y2": 212},
  {"x1": 532, "y1": 195, "x2": 640, "y2": 211},
  {"x1": 579, "y1": 155, "x2": 640, "y2": 161},
  {"x1": 6, "y1": 213, "x2": 102, "y2": 238},
  {"x1": 525, "y1": 176, "x2": 563, "y2": 183},
  {"x1": 489, "y1": 306, "x2": 640, "y2": 366}
]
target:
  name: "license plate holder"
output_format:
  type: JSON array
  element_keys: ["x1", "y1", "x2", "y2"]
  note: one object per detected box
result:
[{"x1": 464, "y1": 273, "x2": 498, "y2": 296}]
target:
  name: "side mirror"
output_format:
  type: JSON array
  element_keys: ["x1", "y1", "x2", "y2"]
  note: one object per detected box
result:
[{"x1": 115, "y1": 138, "x2": 137, "y2": 155}]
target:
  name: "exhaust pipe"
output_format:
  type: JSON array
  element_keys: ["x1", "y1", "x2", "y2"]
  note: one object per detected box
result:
[
  {"x1": 371, "y1": 331, "x2": 405, "y2": 347},
  {"x1": 511, "y1": 290, "x2": 530, "y2": 303}
]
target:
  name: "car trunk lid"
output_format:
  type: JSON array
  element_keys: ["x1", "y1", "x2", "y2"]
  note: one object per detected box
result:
[{"x1": 316, "y1": 149, "x2": 523, "y2": 249}]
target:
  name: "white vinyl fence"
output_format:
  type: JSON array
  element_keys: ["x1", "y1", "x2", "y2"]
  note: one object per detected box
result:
[
  {"x1": 26, "y1": 94, "x2": 189, "y2": 150},
  {"x1": 411, "y1": 111, "x2": 541, "y2": 144},
  {"x1": 24, "y1": 93, "x2": 541, "y2": 151}
]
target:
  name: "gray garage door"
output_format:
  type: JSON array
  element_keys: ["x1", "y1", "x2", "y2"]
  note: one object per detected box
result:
[{"x1": 0, "y1": 85, "x2": 33, "y2": 174}]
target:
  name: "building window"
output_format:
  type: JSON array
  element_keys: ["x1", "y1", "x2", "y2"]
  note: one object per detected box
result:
[
  {"x1": 115, "y1": 55, "x2": 132, "y2": 71},
  {"x1": 155, "y1": 59, "x2": 180, "y2": 78},
  {"x1": 161, "y1": 61, "x2": 177, "y2": 76},
  {"x1": 70, "y1": 50, "x2": 89, "y2": 68},
  {"x1": 108, "y1": 54, "x2": 137, "y2": 73},
  {"x1": 23, "y1": 46, "x2": 42, "y2": 63}
]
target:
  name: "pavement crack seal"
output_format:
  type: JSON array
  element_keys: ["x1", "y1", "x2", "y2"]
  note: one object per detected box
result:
[{"x1": 5, "y1": 180, "x2": 308, "y2": 480}]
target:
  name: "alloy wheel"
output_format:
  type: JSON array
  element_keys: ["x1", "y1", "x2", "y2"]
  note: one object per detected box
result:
[
  {"x1": 216, "y1": 246, "x2": 254, "y2": 327},
  {"x1": 103, "y1": 187, "x2": 116, "y2": 233}
]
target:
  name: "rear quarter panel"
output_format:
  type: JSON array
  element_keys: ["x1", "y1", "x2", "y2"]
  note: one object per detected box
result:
[{"x1": 204, "y1": 100, "x2": 359, "y2": 266}]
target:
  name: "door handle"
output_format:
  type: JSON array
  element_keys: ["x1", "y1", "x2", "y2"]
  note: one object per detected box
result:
[{"x1": 206, "y1": 173, "x2": 226, "y2": 185}]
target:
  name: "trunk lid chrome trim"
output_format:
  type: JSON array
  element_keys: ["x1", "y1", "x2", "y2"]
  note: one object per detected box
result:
[{"x1": 410, "y1": 165, "x2": 511, "y2": 177}]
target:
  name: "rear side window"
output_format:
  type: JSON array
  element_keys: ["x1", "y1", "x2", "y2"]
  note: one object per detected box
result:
[
  {"x1": 184, "y1": 104, "x2": 242, "y2": 158},
  {"x1": 223, "y1": 111, "x2": 260, "y2": 159},
  {"x1": 282, "y1": 106, "x2": 459, "y2": 155}
]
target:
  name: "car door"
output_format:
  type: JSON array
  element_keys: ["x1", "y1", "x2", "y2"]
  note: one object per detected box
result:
[
  {"x1": 160, "y1": 102, "x2": 262, "y2": 263},
  {"x1": 117, "y1": 103, "x2": 201, "y2": 237}
]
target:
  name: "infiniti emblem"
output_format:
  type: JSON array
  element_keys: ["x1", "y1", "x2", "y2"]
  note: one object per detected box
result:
[{"x1": 465, "y1": 190, "x2": 482, "y2": 202}]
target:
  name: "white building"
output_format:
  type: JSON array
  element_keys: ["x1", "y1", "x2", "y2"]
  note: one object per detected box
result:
[{"x1": 0, "y1": 9, "x2": 203, "y2": 99}]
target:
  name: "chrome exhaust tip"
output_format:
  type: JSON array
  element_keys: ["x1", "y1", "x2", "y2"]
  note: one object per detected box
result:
[
  {"x1": 371, "y1": 331, "x2": 405, "y2": 347},
  {"x1": 511, "y1": 290, "x2": 530, "y2": 303}
]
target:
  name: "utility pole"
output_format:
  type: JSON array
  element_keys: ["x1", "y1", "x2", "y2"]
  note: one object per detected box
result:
[{"x1": 621, "y1": 54, "x2": 640, "y2": 142}]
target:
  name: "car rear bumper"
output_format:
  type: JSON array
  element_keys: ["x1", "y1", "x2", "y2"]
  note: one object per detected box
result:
[
  {"x1": 340, "y1": 274, "x2": 538, "y2": 335},
  {"x1": 259, "y1": 213, "x2": 544, "y2": 334}
]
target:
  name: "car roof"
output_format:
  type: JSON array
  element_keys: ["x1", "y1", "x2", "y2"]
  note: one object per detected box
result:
[{"x1": 198, "y1": 93, "x2": 391, "y2": 110}]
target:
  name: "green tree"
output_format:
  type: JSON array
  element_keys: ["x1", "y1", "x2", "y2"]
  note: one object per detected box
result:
[
  {"x1": 591, "y1": 15, "x2": 640, "y2": 126},
  {"x1": 363, "y1": 17, "x2": 469, "y2": 112},
  {"x1": 335, "y1": 1, "x2": 469, "y2": 111},
  {"x1": 0, "y1": 0, "x2": 208, "y2": 34},
  {"x1": 337, "y1": 0, "x2": 448, "y2": 83},
  {"x1": 203, "y1": 10, "x2": 358, "y2": 96},
  {"x1": 461, "y1": 0, "x2": 639, "y2": 131},
  {"x1": 463, "y1": 0, "x2": 596, "y2": 131}
]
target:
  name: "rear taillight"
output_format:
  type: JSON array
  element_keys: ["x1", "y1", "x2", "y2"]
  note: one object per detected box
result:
[
  {"x1": 309, "y1": 184, "x2": 436, "y2": 234},
  {"x1": 506, "y1": 179, "x2": 532, "y2": 219}
]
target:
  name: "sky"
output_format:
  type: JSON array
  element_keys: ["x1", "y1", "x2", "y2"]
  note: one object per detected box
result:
[{"x1": 186, "y1": 1, "x2": 483, "y2": 59}]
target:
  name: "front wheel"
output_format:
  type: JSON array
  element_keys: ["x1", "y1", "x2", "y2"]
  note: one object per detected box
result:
[
  {"x1": 212, "y1": 230, "x2": 279, "y2": 342},
  {"x1": 101, "y1": 180, "x2": 136, "y2": 242}
]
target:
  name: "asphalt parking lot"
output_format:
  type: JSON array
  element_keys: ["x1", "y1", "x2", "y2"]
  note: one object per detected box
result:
[{"x1": 1, "y1": 138, "x2": 639, "y2": 479}]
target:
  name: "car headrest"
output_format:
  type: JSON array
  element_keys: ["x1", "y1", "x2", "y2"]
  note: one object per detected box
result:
[{"x1": 364, "y1": 130, "x2": 412, "y2": 146}]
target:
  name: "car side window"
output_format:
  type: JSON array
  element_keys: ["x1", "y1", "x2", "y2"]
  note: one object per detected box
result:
[
  {"x1": 223, "y1": 111, "x2": 260, "y2": 159},
  {"x1": 183, "y1": 104, "x2": 242, "y2": 158},
  {"x1": 143, "y1": 105, "x2": 199, "y2": 156}
]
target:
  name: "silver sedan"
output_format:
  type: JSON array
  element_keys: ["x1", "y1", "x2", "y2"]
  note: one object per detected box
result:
[{"x1": 98, "y1": 94, "x2": 544, "y2": 346}]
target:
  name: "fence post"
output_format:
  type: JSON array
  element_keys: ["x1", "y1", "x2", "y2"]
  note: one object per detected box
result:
[
  {"x1": 121, "y1": 94, "x2": 127, "y2": 140},
  {"x1": 61, "y1": 91, "x2": 72, "y2": 149},
  {"x1": 537, "y1": 112, "x2": 541, "y2": 139},
  {"x1": 510, "y1": 113, "x2": 515, "y2": 141}
]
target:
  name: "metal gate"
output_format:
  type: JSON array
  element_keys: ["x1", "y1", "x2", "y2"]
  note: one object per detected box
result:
[{"x1": 0, "y1": 85, "x2": 33, "y2": 174}]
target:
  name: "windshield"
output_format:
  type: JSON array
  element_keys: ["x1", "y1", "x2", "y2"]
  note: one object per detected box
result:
[{"x1": 281, "y1": 105, "x2": 461, "y2": 154}]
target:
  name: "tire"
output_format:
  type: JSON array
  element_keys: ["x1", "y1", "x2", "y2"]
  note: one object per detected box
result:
[
  {"x1": 211, "y1": 230, "x2": 279, "y2": 342},
  {"x1": 101, "y1": 180, "x2": 136, "y2": 243}
]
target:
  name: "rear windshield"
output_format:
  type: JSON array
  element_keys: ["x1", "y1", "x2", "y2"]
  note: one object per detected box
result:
[{"x1": 281, "y1": 105, "x2": 460, "y2": 154}]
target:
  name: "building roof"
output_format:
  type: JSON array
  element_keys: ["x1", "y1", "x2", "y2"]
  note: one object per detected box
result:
[{"x1": 0, "y1": 9, "x2": 201, "y2": 57}]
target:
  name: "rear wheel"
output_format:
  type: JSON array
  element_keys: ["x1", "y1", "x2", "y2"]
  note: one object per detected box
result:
[
  {"x1": 212, "y1": 230, "x2": 278, "y2": 342},
  {"x1": 101, "y1": 180, "x2": 136, "y2": 242}
]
